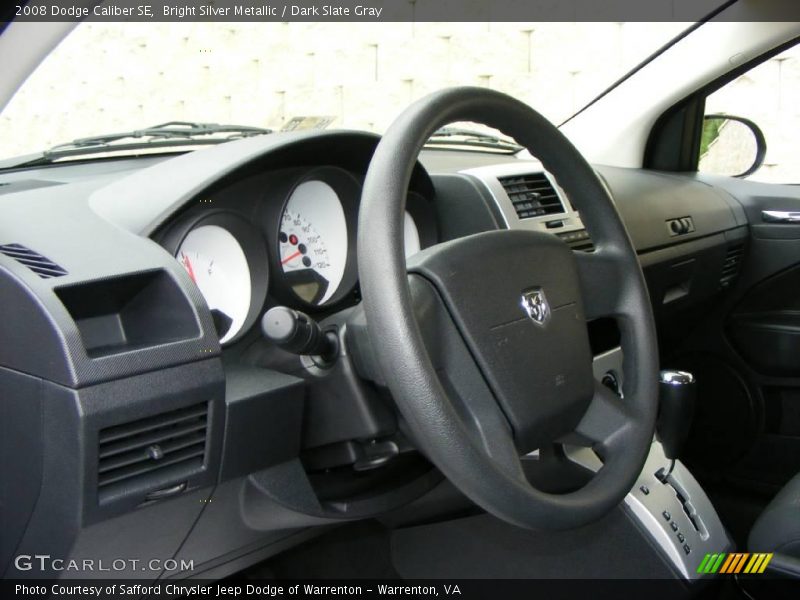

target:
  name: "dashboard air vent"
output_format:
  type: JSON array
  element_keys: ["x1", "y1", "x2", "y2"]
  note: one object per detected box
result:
[
  {"x1": 98, "y1": 402, "x2": 208, "y2": 494},
  {"x1": 557, "y1": 229, "x2": 594, "y2": 253},
  {"x1": 0, "y1": 243, "x2": 67, "y2": 278},
  {"x1": 499, "y1": 173, "x2": 565, "y2": 219},
  {"x1": 720, "y1": 243, "x2": 745, "y2": 288}
]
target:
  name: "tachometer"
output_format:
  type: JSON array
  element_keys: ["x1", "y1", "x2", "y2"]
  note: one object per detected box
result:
[
  {"x1": 279, "y1": 180, "x2": 348, "y2": 305},
  {"x1": 177, "y1": 224, "x2": 251, "y2": 344}
]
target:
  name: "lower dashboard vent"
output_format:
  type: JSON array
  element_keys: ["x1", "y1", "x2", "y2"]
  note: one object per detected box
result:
[
  {"x1": 499, "y1": 173, "x2": 565, "y2": 219},
  {"x1": 98, "y1": 402, "x2": 208, "y2": 494},
  {"x1": 720, "y1": 243, "x2": 745, "y2": 288},
  {"x1": 557, "y1": 229, "x2": 594, "y2": 253},
  {"x1": 0, "y1": 243, "x2": 67, "y2": 278}
]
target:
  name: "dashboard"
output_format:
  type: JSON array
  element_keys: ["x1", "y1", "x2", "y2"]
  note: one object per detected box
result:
[
  {"x1": 0, "y1": 129, "x2": 750, "y2": 580},
  {"x1": 135, "y1": 145, "x2": 748, "y2": 352}
]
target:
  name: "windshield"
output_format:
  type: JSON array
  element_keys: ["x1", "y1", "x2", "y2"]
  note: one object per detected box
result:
[{"x1": 0, "y1": 22, "x2": 687, "y2": 161}]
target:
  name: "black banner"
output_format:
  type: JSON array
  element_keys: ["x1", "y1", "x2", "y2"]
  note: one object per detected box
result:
[
  {"x1": 6, "y1": 578, "x2": 800, "y2": 600},
  {"x1": 0, "y1": 577, "x2": 744, "y2": 600},
  {"x1": 6, "y1": 0, "x2": 800, "y2": 24}
]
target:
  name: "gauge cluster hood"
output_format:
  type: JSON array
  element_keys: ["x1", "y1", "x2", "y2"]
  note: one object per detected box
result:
[{"x1": 88, "y1": 130, "x2": 381, "y2": 236}]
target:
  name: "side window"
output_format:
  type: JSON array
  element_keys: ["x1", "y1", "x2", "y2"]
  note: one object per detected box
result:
[{"x1": 699, "y1": 43, "x2": 799, "y2": 183}]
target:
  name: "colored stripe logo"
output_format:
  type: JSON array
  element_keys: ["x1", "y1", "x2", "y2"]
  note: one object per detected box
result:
[{"x1": 696, "y1": 553, "x2": 773, "y2": 574}]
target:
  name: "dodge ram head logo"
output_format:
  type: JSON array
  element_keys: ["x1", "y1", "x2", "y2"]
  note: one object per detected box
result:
[{"x1": 521, "y1": 288, "x2": 550, "y2": 325}]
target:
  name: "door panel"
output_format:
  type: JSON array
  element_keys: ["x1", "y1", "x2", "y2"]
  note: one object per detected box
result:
[{"x1": 680, "y1": 175, "x2": 800, "y2": 494}]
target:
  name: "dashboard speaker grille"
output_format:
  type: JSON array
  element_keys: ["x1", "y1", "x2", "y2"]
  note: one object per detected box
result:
[
  {"x1": 498, "y1": 173, "x2": 565, "y2": 219},
  {"x1": 0, "y1": 243, "x2": 67, "y2": 278},
  {"x1": 720, "y1": 243, "x2": 745, "y2": 287},
  {"x1": 97, "y1": 402, "x2": 208, "y2": 494}
]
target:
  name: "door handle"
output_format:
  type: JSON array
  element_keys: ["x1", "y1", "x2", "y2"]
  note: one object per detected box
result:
[{"x1": 762, "y1": 210, "x2": 800, "y2": 223}]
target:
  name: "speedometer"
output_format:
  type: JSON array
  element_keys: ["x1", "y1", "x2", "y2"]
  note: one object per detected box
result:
[
  {"x1": 269, "y1": 168, "x2": 428, "y2": 309},
  {"x1": 279, "y1": 180, "x2": 348, "y2": 305}
]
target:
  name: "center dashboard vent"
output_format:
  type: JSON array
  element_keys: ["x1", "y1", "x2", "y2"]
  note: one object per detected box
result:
[
  {"x1": 499, "y1": 173, "x2": 565, "y2": 220},
  {"x1": 97, "y1": 402, "x2": 208, "y2": 497},
  {"x1": 0, "y1": 243, "x2": 67, "y2": 278}
]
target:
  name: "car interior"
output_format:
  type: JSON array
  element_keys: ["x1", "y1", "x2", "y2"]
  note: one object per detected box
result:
[{"x1": 1, "y1": 2, "x2": 800, "y2": 598}]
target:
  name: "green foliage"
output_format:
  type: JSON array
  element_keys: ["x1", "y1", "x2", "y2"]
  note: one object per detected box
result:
[{"x1": 700, "y1": 117, "x2": 724, "y2": 158}]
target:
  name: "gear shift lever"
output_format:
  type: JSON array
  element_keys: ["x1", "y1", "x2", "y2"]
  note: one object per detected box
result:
[{"x1": 657, "y1": 370, "x2": 696, "y2": 477}]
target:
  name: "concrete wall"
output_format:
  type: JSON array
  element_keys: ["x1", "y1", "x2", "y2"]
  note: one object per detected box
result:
[{"x1": 0, "y1": 22, "x2": 796, "y2": 183}]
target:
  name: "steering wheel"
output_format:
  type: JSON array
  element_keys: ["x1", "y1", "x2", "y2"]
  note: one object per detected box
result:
[{"x1": 357, "y1": 87, "x2": 659, "y2": 530}]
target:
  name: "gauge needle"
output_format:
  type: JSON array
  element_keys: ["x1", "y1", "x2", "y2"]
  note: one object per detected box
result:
[
  {"x1": 181, "y1": 252, "x2": 197, "y2": 282},
  {"x1": 281, "y1": 250, "x2": 302, "y2": 265}
]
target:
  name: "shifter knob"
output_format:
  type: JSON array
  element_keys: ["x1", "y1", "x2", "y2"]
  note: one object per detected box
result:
[{"x1": 656, "y1": 370, "x2": 696, "y2": 461}]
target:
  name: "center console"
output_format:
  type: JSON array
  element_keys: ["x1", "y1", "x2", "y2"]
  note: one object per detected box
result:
[
  {"x1": 628, "y1": 441, "x2": 733, "y2": 579},
  {"x1": 583, "y1": 347, "x2": 733, "y2": 580}
]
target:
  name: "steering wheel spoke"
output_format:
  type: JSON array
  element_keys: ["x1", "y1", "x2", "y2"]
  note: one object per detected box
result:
[
  {"x1": 574, "y1": 247, "x2": 632, "y2": 321},
  {"x1": 409, "y1": 274, "x2": 527, "y2": 483},
  {"x1": 570, "y1": 382, "x2": 636, "y2": 460},
  {"x1": 445, "y1": 381, "x2": 527, "y2": 482}
]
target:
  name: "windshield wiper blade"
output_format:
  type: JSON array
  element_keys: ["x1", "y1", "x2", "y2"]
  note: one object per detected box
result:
[
  {"x1": 426, "y1": 126, "x2": 523, "y2": 153},
  {"x1": 0, "y1": 122, "x2": 273, "y2": 170},
  {"x1": 46, "y1": 121, "x2": 272, "y2": 154}
]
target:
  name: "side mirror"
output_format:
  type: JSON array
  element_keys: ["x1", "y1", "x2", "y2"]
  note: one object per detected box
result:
[{"x1": 699, "y1": 114, "x2": 767, "y2": 178}]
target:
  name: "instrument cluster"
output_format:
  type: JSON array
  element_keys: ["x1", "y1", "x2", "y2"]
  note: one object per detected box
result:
[{"x1": 158, "y1": 165, "x2": 435, "y2": 346}]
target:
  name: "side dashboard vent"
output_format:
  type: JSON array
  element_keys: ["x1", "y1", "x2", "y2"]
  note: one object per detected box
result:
[
  {"x1": 98, "y1": 402, "x2": 208, "y2": 494},
  {"x1": 720, "y1": 243, "x2": 745, "y2": 288},
  {"x1": 499, "y1": 173, "x2": 565, "y2": 219},
  {"x1": 0, "y1": 243, "x2": 67, "y2": 278}
]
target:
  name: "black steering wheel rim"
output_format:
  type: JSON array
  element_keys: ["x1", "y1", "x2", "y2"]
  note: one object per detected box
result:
[{"x1": 357, "y1": 87, "x2": 659, "y2": 530}]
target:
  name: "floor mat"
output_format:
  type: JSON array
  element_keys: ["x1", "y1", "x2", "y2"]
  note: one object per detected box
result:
[{"x1": 246, "y1": 521, "x2": 399, "y2": 579}]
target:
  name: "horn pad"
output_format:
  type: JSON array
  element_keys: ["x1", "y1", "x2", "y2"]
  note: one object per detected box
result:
[{"x1": 408, "y1": 229, "x2": 595, "y2": 453}]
